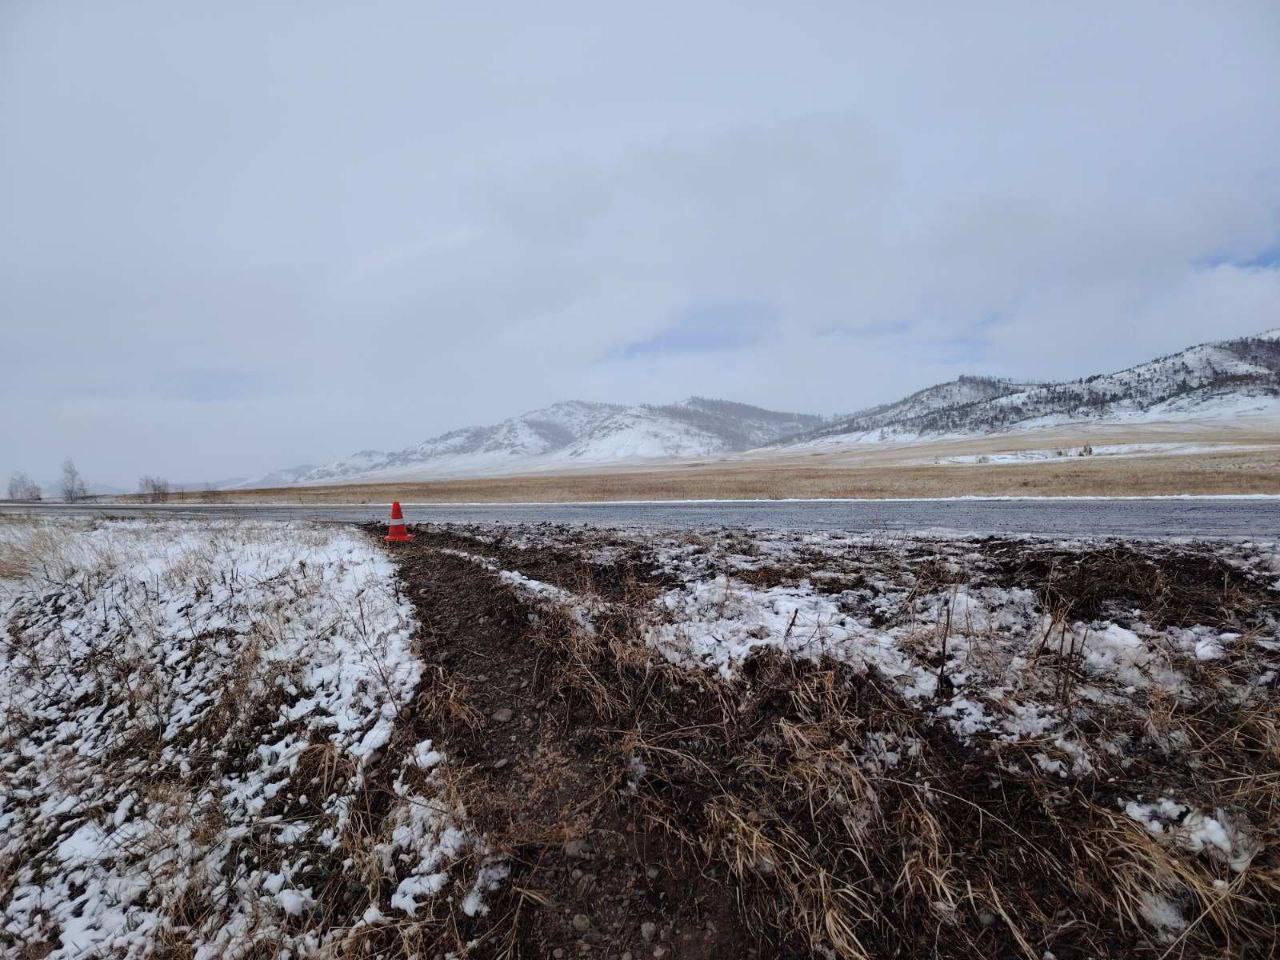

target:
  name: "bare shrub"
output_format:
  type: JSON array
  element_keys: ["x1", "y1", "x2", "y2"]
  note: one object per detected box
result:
[
  {"x1": 138, "y1": 475, "x2": 171, "y2": 503},
  {"x1": 60, "y1": 458, "x2": 87, "y2": 502},
  {"x1": 6, "y1": 471, "x2": 41, "y2": 501}
]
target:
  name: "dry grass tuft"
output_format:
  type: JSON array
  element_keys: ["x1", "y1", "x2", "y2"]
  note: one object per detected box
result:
[{"x1": 0, "y1": 518, "x2": 66, "y2": 580}]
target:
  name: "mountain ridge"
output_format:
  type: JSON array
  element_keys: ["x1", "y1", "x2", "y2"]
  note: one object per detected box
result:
[
  {"x1": 790, "y1": 328, "x2": 1280, "y2": 447},
  {"x1": 232, "y1": 398, "x2": 824, "y2": 488},
  {"x1": 232, "y1": 329, "x2": 1280, "y2": 488}
]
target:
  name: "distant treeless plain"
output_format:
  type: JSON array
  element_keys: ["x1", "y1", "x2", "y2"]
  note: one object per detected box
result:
[{"x1": 157, "y1": 421, "x2": 1280, "y2": 504}]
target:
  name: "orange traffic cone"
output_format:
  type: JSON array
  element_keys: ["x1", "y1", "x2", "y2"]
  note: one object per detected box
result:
[{"x1": 384, "y1": 501, "x2": 414, "y2": 542}]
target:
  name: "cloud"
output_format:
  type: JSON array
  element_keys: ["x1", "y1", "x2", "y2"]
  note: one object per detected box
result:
[
  {"x1": 610, "y1": 301, "x2": 778, "y2": 360},
  {"x1": 1, "y1": 0, "x2": 1279, "y2": 484}
]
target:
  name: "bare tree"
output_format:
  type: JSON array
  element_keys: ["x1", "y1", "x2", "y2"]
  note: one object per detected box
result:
[
  {"x1": 7, "y1": 471, "x2": 42, "y2": 501},
  {"x1": 138, "y1": 475, "x2": 171, "y2": 503},
  {"x1": 61, "y1": 459, "x2": 88, "y2": 502}
]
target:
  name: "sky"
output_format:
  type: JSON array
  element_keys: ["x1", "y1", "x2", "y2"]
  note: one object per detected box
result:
[{"x1": 3, "y1": 1, "x2": 1279, "y2": 487}]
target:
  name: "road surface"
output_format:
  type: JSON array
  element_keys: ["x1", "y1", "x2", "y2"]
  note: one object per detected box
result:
[{"x1": 3, "y1": 498, "x2": 1279, "y2": 538}]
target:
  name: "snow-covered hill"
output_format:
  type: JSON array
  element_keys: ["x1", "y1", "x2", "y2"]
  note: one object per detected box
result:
[
  {"x1": 828, "y1": 376, "x2": 1043, "y2": 437},
  {"x1": 236, "y1": 398, "x2": 823, "y2": 487},
  {"x1": 234, "y1": 330, "x2": 1280, "y2": 488},
  {"x1": 788, "y1": 329, "x2": 1280, "y2": 447}
]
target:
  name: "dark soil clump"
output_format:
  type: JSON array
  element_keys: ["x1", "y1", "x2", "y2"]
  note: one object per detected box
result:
[
  {"x1": 986, "y1": 541, "x2": 1275, "y2": 628},
  {"x1": 412, "y1": 523, "x2": 680, "y2": 600}
]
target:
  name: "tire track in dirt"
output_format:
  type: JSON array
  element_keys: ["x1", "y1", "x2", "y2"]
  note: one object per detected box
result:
[{"x1": 386, "y1": 527, "x2": 761, "y2": 959}]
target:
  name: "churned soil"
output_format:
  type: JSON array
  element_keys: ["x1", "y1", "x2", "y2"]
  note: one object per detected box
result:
[
  {"x1": 375, "y1": 523, "x2": 1280, "y2": 960},
  {"x1": 388, "y1": 531, "x2": 763, "y2": 959}
]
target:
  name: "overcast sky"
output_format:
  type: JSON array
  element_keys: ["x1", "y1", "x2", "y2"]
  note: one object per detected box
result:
[{"x1": 3, "y1": 1, "x2": 1279, "y2": 486}]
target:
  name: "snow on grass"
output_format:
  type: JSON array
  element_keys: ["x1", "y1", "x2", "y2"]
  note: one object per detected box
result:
[
  {"x1": 931, "y1": 441, "x2": 1269, "y2": 466},
  {"x1": 0, "y1": 518, "x2": 492, "y2": 958},
  {"x1": 441, "y1": 525, "x2": 1278, "y2": 790},
  {"x1": 1124, "y1": 800, "x2": 1261, "y2": 873},
  {"x1": 631, "y1": 530, "x2": 1279, "y2": 943},
  {"x1": 302, "y1": 520, "x2": 1280, "y2": 948},
  {"x1": 650, "y1": 573, "x2": 932, "y2": 694},
  {"x1": 439, "y1": 522, "x2": 1278, "y2": 946},
  {"x1": 637, "y1": 529, "x2": 1278, "y2": 768}
]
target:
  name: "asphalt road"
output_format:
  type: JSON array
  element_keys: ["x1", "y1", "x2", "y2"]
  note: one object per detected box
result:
[{"x1": 3, "y1": 498, "x2": 1279, "y2": 538}]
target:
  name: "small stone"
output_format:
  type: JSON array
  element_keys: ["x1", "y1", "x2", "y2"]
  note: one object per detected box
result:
[
  {"x1": 493, "y1": 757, "x2": 509, "y2": 770},
  {"x1": 652, "y1": 948, "x2": 667, "y2": 959},
  {"x1": 571, "y1": 868, "x2": 583, "y2": 880},
  {"x1": 645, "y1": 866, "x2": 659, "y2": 880},
  {"x1": 492, "y1": 707, "x2": 513, "y2": 722},
  {"x1": 640, "y1": 921, "x2": 657, "y2": 942},
  {"x1": 553, "y1": 951, "x2": 564, "y2": 959},
  {"x1": 564, "y1": 838, "x2": 593, "y2": 859},
  {"x1": 571, "y1": 913, "x2": 592, "y2": 932},
  {"x1": 621, "y1": 953, "x2": 632, "y2": 960}
]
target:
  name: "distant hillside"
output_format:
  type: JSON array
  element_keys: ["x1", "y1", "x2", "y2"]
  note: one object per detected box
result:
[
  {"x1": 231, "y1": 329, "x2": 1280, "y2": 488},
  {"x1": 233, "y1": 398, "x2": 823, "y2": 488},
  {"x1": 825, "y1": 376, "x2": 1043, "y2": 436},
  {"x1": 785, "y1": 329, "x2": 1280, "y2": 446}
]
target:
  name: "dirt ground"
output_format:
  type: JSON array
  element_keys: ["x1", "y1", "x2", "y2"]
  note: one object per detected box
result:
[{"x1": 392, "y1": 537, "x2": 760, "y2": 959}]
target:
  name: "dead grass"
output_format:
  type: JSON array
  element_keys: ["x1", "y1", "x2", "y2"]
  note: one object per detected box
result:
[
  {"x1": 989, "y1": 541, "x2": 1274, "y2": 629},
  {"x1": 384, "y1": 526, "x2": 1280, "y2": 959},
  {"x1": 156, "y1": 446, "x2": 1280, "y2": 504},
  {"x1": 0, "y1": 519, "x2": 64, "y2": 580}
]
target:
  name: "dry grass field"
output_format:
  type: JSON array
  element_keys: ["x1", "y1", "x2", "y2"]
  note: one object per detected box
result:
[{"x1": 164, "y1": 422, "x2": 1280, "y2": 504}]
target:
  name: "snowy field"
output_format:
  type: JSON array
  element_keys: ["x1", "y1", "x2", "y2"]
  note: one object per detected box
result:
[
  {"x1": 3, "y1": 516, "x2": 1278, "y2": 958},
  {"x1": 0, "y1": 518, "x2": 499, "y2": 959},
  {"x1": 929, "y1": 441, "x2": 1271, "y2": 465}
]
